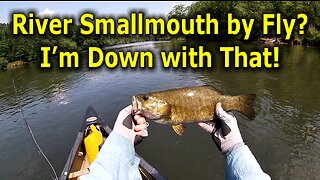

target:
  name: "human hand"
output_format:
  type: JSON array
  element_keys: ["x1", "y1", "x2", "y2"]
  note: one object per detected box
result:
[
  {"x1": 113, "y1": 105, "x2": 148, "y2": 145},
  {"x1": 198, "y1": 103, "x2": 244, "y2": 155}
]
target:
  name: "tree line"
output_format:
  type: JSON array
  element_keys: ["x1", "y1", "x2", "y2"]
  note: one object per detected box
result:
[
  {"x1": 0, "y1": 22, "x2": 166, "y2": 70},
  {"x1": 168, "y1": 1, "x2": 320, "y2": 44},
  {"x1": 1, "y1": 1, "x2": 320, "y2": 70}
]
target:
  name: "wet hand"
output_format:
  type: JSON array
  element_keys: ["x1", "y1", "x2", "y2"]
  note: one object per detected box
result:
[
  {"x1": 198, "y1": 103, "x2": 244, "y2": 155},
  {"x1": 113, "y1": 105, "x2": 148, "y2": 145}
]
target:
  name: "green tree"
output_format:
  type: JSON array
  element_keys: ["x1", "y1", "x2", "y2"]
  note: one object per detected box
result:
[
  {"x1": 58, "y1": 37, "x2": 78, "y2": 52},
  {"x1": 0, "y1": 57, "x2": 8, "y2": 70},
  {"x1": 303, "y1": 26, "x2": 320, "y2": 46},
  {"x1": 168, "y1": 4, "x2": 187, "y2": 20},
  {"x1": 166, "y1": 1, "x2": 320, "y2": 44}
]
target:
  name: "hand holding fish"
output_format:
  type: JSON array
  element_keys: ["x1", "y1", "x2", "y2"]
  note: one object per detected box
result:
[
  {"x1": 198, "y1": 103, "x2": 244, "y2": 155},
  {"x1": 113, "y1": 105, "x2": 148, "y2": 145}
]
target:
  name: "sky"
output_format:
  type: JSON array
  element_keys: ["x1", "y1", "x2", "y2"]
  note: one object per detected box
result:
[{"x1": 0, "y1": 1, "x2": 194, "y2": 23}]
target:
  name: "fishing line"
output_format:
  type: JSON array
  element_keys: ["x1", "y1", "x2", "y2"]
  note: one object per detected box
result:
[{"x1": 12, "y1": 78, "x2": 58, "y2": 180}]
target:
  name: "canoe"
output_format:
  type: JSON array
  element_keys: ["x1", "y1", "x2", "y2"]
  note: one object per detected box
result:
[{"x1": 59, "y1": 105, "x2": 166, "y2": 180}]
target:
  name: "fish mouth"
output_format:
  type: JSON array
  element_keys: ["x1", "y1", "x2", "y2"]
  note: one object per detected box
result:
[{"x1": 132, "y1": 96, "x2": 142, "y2": 114}]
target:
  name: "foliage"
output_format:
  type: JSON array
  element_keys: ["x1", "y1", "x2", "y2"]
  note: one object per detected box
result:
[
  {"x1": 0, "y1": 57, "x2": 8, "y2": 70},
  {"x1": 168, "y1": 5, "x2": 188, "y2": 20},
  {"x1": 167, "y1": 1, "x2": 320, "y2": 43},
  {"x1": 0, "y1": 22, "x2": 164, "y2": 70},
  {"x1": 58, "y1": 38, "x2": 78, "y2": 52},
  {"x1": 0, "y1": 1, "x2": 320, "y2": 70},
  {"x1": 303, "y1": 26, "x2": 320, "y2": 47}
]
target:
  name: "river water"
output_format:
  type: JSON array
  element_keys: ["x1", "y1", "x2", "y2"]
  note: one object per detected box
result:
[{"x1": 0, "y1": 41, "x2": 319, "y2": 180}]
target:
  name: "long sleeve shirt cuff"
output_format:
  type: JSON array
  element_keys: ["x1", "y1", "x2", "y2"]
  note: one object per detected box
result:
[
  {"x1": 80, "y1": 131, "x2": 141, "y2": 180},
  {"x1": 99, "y1": 131, "x2": 139, "y2": 166},
  {"x1": 224, "y1": 145, "x2": 271, "y2": 180}
]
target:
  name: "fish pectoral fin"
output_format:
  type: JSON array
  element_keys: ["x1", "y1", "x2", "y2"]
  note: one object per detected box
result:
[{"x1": 172, "y1": 124, "x2": 184, "y2": 136}]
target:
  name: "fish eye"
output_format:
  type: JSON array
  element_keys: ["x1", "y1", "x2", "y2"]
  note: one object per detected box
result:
[{"x1": 142, "y1": 95, "x2": 149, "y2": 100}]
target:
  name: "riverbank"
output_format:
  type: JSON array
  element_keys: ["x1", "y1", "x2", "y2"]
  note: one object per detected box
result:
[
  {"x1": 2, "y1": 60, "x2": 26, "y2": 70},
  {"x1": 2, "y1": 37, "x2": 318, "y2": 72},
  {"x1": 0, "y1": 35, "x2": 172, "y2": 71},
  {"x1": 0, "y1": 39, "x2": 172, "y2": 71},
  {"x1": 0, "y1": 22, "x2": 171, "y2": 71}
]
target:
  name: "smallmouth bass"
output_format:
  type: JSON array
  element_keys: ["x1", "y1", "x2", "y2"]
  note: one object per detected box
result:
[{"x1": 132, "y1": 85, "x2": 256, "y2": 135}]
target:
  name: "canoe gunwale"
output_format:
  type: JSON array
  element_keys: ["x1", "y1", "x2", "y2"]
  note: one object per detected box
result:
[
  {"x1": 59, "y1": 105, "x2": 166, "y2": 180},
  {"x1": 59, "y1": 133, "x2": 84, "y2": 180}
]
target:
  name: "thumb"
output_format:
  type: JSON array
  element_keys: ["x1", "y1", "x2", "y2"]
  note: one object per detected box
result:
[
  {"x1": 116, "y1": 105, "x2": 134, "y2": 130},
  {"x1": 198, "y1": 121, "x2": 216, "y2": 134},
  {"x1": 120, "y1": 105, "x2": 133, "y2": 116},
  {"x1": 215, "y1": 103, "x2": 232, "y2": 137},
  {"x1": 220, "y1": 121, "x2": 231, "y2": 137},
  {"x1": 215, "y1": 103, "x2": 234, "y2": 123},
  {"x1": 122, "y1": 114, "x2": 134, "y2": 129}
]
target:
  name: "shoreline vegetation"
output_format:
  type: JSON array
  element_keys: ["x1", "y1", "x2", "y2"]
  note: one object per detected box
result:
[
  {"x1": 167, "y1": 1, "x2": 320, "y2": 45},
  {"x1": 1, "y1": 1, "x2": 320, "y2": 71},
  {"x1": 6, "y1": 60, "x2": 26, "y2": 70}
]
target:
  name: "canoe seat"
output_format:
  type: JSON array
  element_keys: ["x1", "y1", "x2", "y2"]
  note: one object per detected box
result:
[
  {"x1": 68, "y1": 168, "x2": 90, "y2": 179},
  {"x1": 68, "y1": 155, "x2": 90, "y2": 179}
]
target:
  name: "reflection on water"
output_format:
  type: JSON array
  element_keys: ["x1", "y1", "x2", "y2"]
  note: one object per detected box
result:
[
  {"x1": 0, "y1": 41, "x2": 319, "y2": 180},
  {"x1": 51, "y1": 84, "x2": 70, "y2": 105}
]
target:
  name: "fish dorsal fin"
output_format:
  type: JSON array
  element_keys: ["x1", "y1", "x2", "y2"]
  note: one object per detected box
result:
[{"x1": 172, "y1": 124, "x2": 184, "y2": 136}]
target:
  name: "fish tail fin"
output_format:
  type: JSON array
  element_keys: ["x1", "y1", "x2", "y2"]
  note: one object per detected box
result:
[{"x1": 231, "y1": 94, "x2": 256, "y2": 120}]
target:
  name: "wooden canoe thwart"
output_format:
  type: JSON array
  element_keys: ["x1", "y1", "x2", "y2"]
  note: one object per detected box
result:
[{"x1": 59, "y1": 105, "x2": 166, "y2": 180}]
